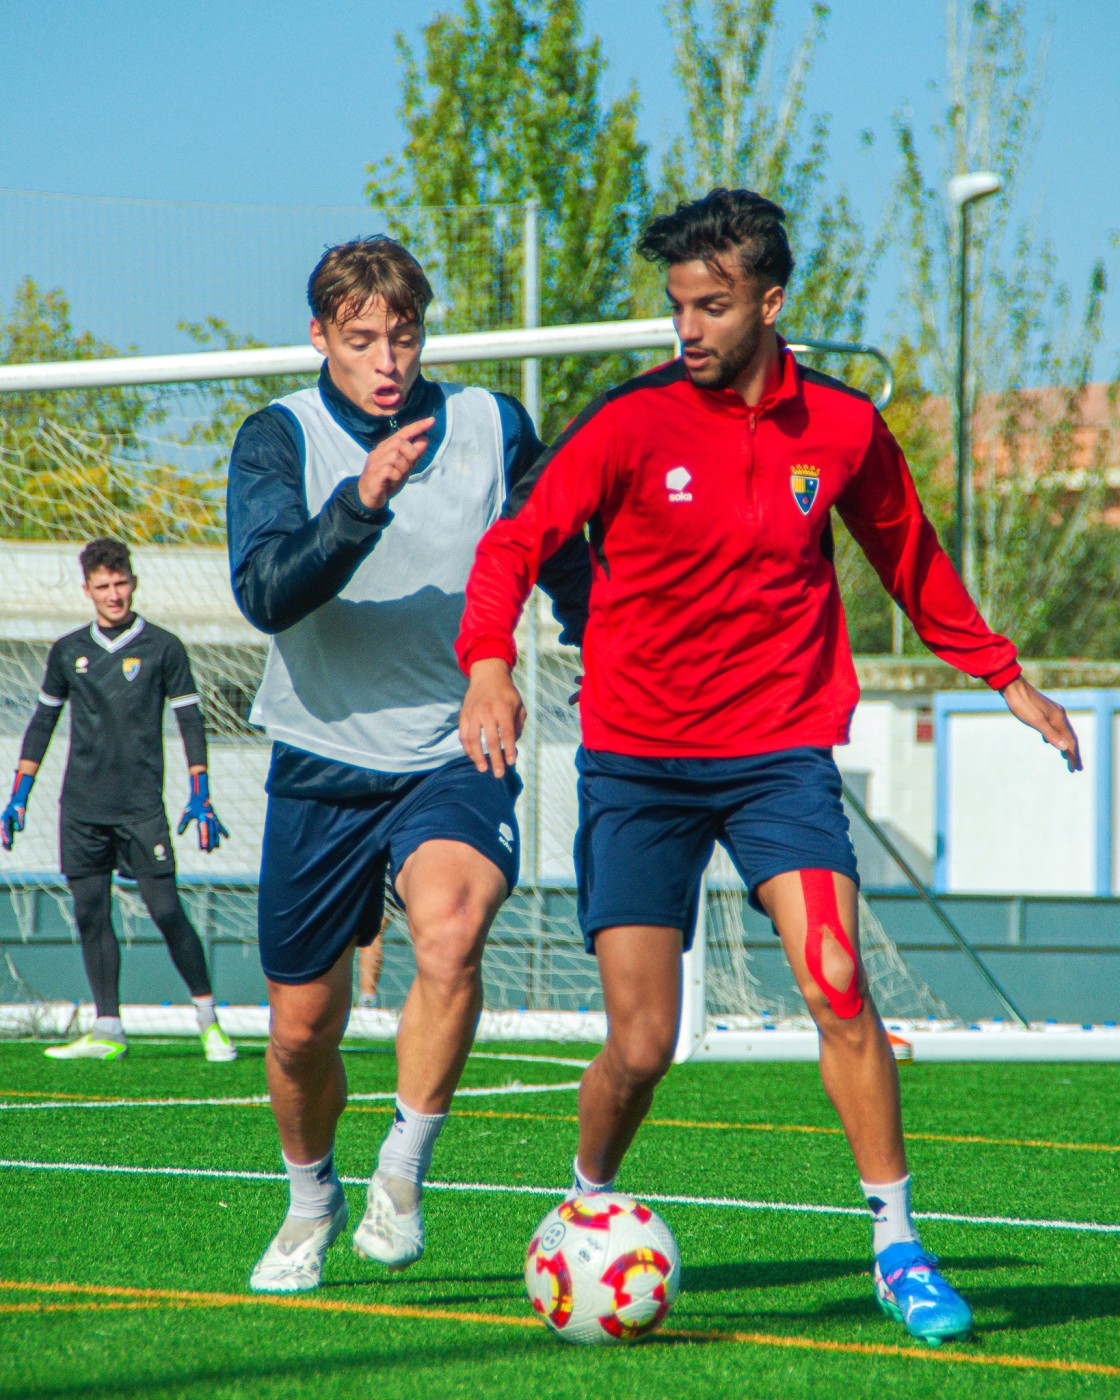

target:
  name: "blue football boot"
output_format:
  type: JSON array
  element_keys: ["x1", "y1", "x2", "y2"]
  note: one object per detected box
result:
[{"x1": 873, "y1": 1243, "x2": 973, "y2": 1345}]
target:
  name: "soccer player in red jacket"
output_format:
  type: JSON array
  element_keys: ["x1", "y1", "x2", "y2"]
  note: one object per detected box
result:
[{"x1": 455, "y1": 188, "x2": 1081, "y2": 1345}]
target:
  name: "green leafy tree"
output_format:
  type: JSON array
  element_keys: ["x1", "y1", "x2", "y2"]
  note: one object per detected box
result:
[
  {"x1": 176, "y1": 316, "x2": 310, "y2": 470},
  {"x1": 0, "y1": 277, "x2": 222, "y2": 544},
  {"x1": 655, "y1": 0, "x2": 881, "y2": 351},
  {"x1": 652, "y1": 2, "x2": 898, "y2": 652},
  {"x1": 365, "y1": 0, "x2": 649, "y2": 438},
  {"x1": 891, "y1": 0, "x2": 1120, "y2": 657}
]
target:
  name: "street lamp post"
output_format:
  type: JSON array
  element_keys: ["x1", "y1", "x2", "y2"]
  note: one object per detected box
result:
[{"x1": 948, "y1": 171, "x2": 1002, "y2": 595}]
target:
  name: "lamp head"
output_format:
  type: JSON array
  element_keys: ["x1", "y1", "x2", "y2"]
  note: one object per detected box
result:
[{"x1": 948, "y1": 171, "x2": 1003, "y2": 209}]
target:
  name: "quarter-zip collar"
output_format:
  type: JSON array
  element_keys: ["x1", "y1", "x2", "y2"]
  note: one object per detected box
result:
[
  {"x1": 318, "y1": 361, "x2": 444, "y2": 452},
  {"x1": 685, "y1": 336, "x2": 801, "y2": 420}
]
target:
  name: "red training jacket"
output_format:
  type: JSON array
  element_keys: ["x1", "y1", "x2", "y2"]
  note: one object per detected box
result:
[{"x1": 456, "y1": 349, "x2": 1020, "y2": 758}]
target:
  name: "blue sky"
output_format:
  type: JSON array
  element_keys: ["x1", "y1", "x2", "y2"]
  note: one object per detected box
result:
[{"x1": 1, "y1": 0, "x2": 1117, "y2": 367}]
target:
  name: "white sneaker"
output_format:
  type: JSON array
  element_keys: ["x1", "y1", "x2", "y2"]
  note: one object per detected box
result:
[
  {"x1": 201, "y1": 1023, "x2": 237, "y2": 1062},
  {"x1": 44, "y1": 1032, "x2": 127, "y2": 1061},
  {"x1": 353, "y1": 1172, "x2": 424, "y2": 1271},
  {"x1": 249, "y1": 1196, "x2": 348, "y2": 1293}
]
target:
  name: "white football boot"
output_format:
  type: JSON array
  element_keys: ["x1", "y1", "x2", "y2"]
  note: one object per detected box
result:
[
  {"x1": 200, "y1": 1023, "x2": 238, "y2": 1062},
  {"x1": 353, "y1": 1172, "x2": 424, "y2": 1271},
  {"x1": 43, "y1": 1032, "x2": 128, "y2": 1061},
  {"x1": 249, "y1": 1194, "x2": 349, "y2": 1293}
]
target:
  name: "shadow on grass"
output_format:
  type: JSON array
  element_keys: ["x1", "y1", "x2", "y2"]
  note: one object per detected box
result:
[
  {"x1": 682, "y1": 1257, "x2": 866, "y2": 1293},
  {"x1": 682, "y1": 1252, "x2": 1024, "y2": 1298},
  {"x1": 971, "y1": 1282, "x2": 1120, "y2": 1332},
  {"x1": 11, "y1": 1333, "x2": 549, "y2": 1400}
]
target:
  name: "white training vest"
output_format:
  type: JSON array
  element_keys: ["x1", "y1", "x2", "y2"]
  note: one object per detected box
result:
[{"x1": 250, "y1": 382, "x2": 506, "y2": 772}]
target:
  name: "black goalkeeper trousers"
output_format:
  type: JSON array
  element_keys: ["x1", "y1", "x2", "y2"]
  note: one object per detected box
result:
[{"x1": 67, "y1": 874, "x2": 213, "y2": 1019}]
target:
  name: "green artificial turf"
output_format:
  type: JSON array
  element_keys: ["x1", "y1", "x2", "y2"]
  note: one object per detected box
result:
[{"x1": 1, "y1": 1040, "x2": 1117, "y2": 1398}]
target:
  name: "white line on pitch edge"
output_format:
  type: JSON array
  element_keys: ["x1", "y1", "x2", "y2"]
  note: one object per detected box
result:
[
  {"x1": 0, "y1": 1081, "x2": 582, "y2": 1112},
  {"x1": 0, "y1": 1158, "x2": 1116, "y2": 1236}
]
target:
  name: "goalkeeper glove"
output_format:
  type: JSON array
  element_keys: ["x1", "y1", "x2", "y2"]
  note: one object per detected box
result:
[
  {"x1": 1, "y1": 772, "x2": 34, "y2": 851},
  {"x1": 177, "y1": 772, "x2": 229, "y2": 852}
]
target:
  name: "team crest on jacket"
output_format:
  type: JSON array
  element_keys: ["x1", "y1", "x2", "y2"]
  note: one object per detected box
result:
[
  {"x1": 122, "y1": 657, "x2": 142, "y2": 682},
  {"x1": 790, "y1": 464, "x2": 820, "y2": 515}
]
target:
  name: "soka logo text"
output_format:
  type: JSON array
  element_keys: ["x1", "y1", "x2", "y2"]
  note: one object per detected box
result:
[
  {"x1": 122, "y1": 657, "x2": 141, "y2": 682},
  {"x1": 666, "y1": 466, "x2": 693, "y2": 502},
  {"x1": 790, "y1": 464, "x2": 821, "y2": 516}
]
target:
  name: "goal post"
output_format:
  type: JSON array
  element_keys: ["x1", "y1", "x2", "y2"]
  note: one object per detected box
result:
[{"x1": 0, "y1": 319, "x2": 989, "y2": 1059}]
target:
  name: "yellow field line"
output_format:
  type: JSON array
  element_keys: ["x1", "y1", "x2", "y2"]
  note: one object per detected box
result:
[
  {"x1": 3, "y1": 1280, "x2": 1117, "y2": 1379},
  {"x1": 437, "y1": 1107, "x2": 1120, "y2": 1156},
  {"x1": 7, "y1": 1091, "x2": 1116, "y2": 1155},
  {"x1": 0, "y1": 1089, "x2": 125, "y2": 1101}
]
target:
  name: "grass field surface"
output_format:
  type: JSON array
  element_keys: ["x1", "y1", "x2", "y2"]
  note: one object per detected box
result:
[{"x1": 2, "y1": 1039, "x2": 1118, "y2": 1398}]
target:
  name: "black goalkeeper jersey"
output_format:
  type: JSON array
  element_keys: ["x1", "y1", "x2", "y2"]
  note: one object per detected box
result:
[{"x1": 30, "y1": 616, "x2": 203, "y2": 823}]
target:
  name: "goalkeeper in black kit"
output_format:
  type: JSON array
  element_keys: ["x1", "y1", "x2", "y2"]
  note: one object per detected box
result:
[{"x1": 1, "y1": 537, "x2": 237, "y2": 1062}]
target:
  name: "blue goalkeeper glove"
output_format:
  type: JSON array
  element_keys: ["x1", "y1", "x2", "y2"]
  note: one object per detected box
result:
[
  {"x1": 1, "y1": 772, "x2": 34, "y2": 851},
  {"x1": 177, "y1": 772, "x2": 229, "y2": 852}
]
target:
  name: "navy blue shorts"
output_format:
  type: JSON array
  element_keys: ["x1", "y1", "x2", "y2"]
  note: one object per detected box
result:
[
  {"x1": 258, "y1": 755, "x2": 522, "y2": 984},
  {"x1": 575, "y1": 746, "x2": 858, "y2": 953}
]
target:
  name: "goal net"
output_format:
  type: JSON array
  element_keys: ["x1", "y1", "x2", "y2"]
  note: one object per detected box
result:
[{"x1": 0, "y1": 329, "x2": 956, "y2": 1048}]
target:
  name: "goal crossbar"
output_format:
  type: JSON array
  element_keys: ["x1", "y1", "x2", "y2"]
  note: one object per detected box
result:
[{"x1": 0, "y1": 319, "x2": 893, "y2": 408}]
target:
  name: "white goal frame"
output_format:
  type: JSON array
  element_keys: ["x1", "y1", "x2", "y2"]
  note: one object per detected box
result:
[{"x1": 10, "y1": 319, "x2": 1117, "y2": 1060}]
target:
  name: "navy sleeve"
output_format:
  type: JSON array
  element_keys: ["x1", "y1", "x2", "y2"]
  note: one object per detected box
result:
[
  {"x1": 494, "y1": 393, "x2": 590, "y2": 648},
  {"x1": 227, "y1": 405, "x2": 395, "y2": 635}
]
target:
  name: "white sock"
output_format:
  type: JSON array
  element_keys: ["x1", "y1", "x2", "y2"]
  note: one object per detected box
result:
[
  {"x1": 283, "y1": 1149, "x2": 342, "y2": 1220},
  {"x1": 861, "y1": 1174, "x2": 920, "y2": 1255},
  {"x1": 192, "y1": 995, "x2": 216, "y2": 1031},
  {"x1": 573, "y1": 1156, "x2": 615, "y2": 1194},
  {"x1": 376, "y1": 1097, "x2": 447, "y2": 1186},
  {"x1": 93, "y1": 1015, "x2": 125, "y2": 1040}
]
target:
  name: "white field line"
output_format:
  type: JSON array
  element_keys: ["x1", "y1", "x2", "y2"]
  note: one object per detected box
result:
[
  {"x1": 30, "y1": 1041, "x2": 594, "y2": 1070},
  {"x1": 1, "y1": 1157, "x2": 1117, "y2": 1236},
  {"x1": 468, "y1": 1052, "x2": 592, "y2": 1069},
  {"x1": 0, "y1": 1081, "x2": 581, "y2": 1112}
]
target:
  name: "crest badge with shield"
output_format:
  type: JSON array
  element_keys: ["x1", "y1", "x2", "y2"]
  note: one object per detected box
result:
[
  {"x1": 122, "y1": 657, "x2": 142, "y2": 682},
  {"x1": 790, "y1": 464, "x2": 821, "y2": 516}
]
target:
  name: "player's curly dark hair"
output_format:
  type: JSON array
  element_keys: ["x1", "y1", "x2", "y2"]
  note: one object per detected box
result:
[
  {"x1": 638, "y1": 188, "x2": 794, "y2": 289},
  {"x1": 307, "y1": 236, "x2": 434, "y2": 328},
  {"x1": 79, "y1": 537, "x2": 134, "y2": 580}
]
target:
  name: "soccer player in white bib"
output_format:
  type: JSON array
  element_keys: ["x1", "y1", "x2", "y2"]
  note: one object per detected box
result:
[{"x1": 227, "y1": 237, "x2": 589, "y2": 1292}]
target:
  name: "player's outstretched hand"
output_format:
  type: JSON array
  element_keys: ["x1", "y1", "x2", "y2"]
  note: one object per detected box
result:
[
  {"x1": 177, "y1": 772, "x2": 231, "y2": 852},
  {"x1": 358, "y1": 417, "x2": 436, "y2": 511},
  {"x1": 1000, "y1": 676, "x2": 1082, "y2": 773},
  {"x1": 459, "y1": 658, "x2": 526, "y2": 779},
  {"x1": 1, "y1": 772, "x2": 34, "y2": 852}
]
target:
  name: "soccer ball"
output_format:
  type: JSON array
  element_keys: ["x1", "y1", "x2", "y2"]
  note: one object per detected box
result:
[{"x1": 524, "y1": 1193, "x2": 681, "y2": 1344}]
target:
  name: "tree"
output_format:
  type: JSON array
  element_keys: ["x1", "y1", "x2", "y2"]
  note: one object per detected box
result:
[
  {"x1": 0, "y1": 278, "x2": 222, "y2": 544},
  {"x1": 655, "y1": 0, "x2": 881, "y2": 351},
  {"x1": 891, "y1": 0, "x2": 1120, "y2": 657},
  {"x1": 176, "y1": 316, "x2": 308, "y2": 471},
  {"x1": 365, "y1": 0, "x2": 649, "y2": 438}
]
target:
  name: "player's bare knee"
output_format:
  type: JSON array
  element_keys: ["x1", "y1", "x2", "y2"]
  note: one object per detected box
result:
[
  {"x1": 412, "y1": 914, "x2": 485, "y2": 998},
  {"x1": 268, "y1": 1020, "x2": 336, "y2": 1074},
  {"x1": 606, "y1": 1027, "x2": 674, "y2": 1094}
]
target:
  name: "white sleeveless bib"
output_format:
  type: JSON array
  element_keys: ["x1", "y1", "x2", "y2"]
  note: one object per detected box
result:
[{"x1": 250, "y1": 382, "x2": 506, "y2": 771}]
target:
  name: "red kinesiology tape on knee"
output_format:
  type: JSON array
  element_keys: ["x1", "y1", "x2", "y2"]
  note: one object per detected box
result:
[{"x1": 800, "y1": 870, "x2": 862, "y2": 1019}]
